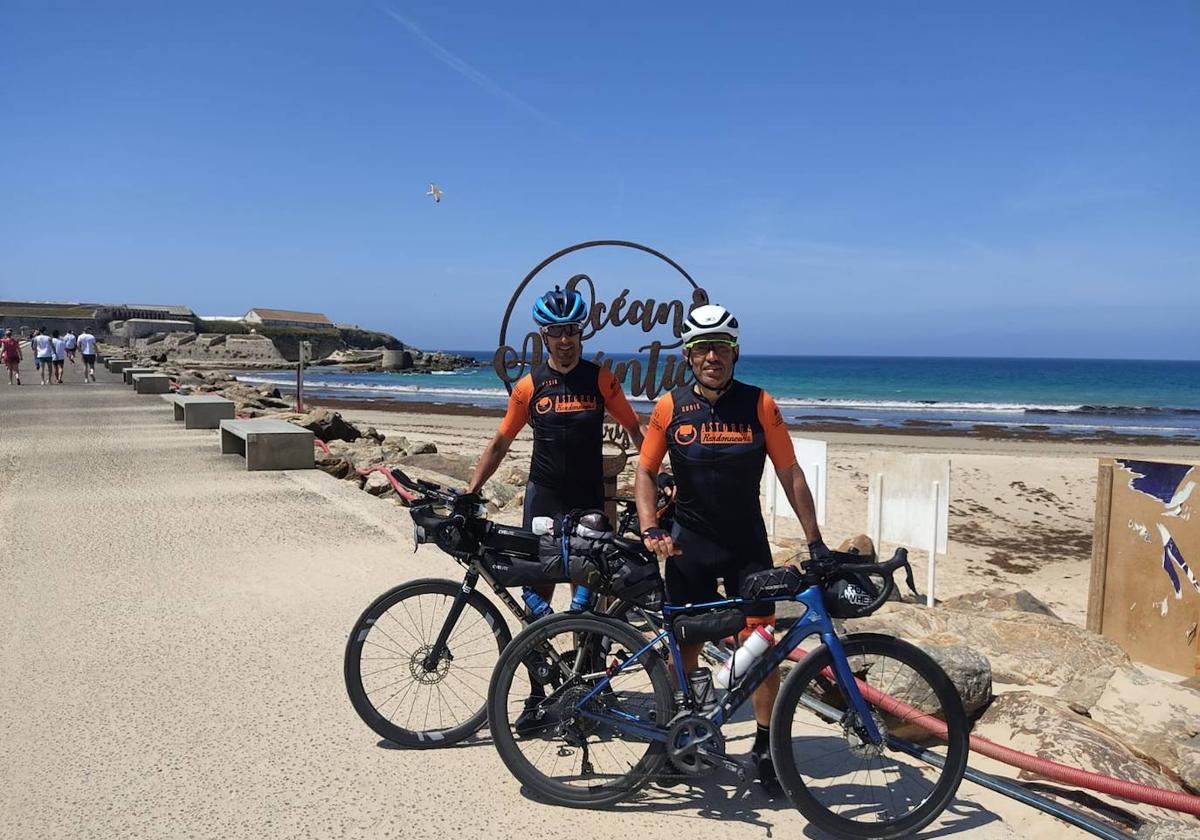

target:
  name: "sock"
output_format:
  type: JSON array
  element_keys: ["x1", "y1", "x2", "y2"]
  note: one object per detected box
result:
[{"x1": 753, "y1": 724, "x2": 770, "y2": 755}]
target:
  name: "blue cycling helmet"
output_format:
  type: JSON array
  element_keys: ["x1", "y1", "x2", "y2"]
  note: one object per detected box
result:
[{"x1": 532, "y1": 286, "x2": 588, "y2": 327}]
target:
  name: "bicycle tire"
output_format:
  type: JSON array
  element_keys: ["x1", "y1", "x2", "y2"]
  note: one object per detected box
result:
[
  {"x1": 487, "y1": 612, "x2": 675, "y2": 807},
  {"x1": 771, "y1": 634, "x2": 968, "y2": 839},
  {"x1": 344, "y1": 577, "x2": 512, "y2": 748}
]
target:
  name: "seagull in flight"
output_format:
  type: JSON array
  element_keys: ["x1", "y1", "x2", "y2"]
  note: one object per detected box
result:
[{"x1": 427, "y1": 183, "x2": 443, "y2": 204}]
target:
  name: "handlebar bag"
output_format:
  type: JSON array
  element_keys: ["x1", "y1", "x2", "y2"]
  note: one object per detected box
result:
[
  {"x1": 823, "y1": 570, "x2": 882, "y2": 618},
  {"x1": 594, "y1": 542, "x2": 663, "y2": 608}
]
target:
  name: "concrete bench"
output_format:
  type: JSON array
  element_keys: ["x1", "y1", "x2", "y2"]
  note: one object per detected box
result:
[
  {"x1": 123, "y1": 367, "x2": 157, "y2": 385},
  {"x1": 107, "y1": 359, "x2": 133, "y2": 374},
  {"x1": 219, "y1": 419, "x2": 314, "y2": 471},
  {"x1": 132, "y1": 373, "x2": 172, "y2": 394},
  {"x1": 172, "y1": 395, "x2": 235, "y2": 429}
]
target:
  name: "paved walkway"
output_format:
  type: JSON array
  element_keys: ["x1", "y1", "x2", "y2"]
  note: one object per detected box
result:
[{"x1": 0, "y1": 369, "x2": 1046, "y2": 839}]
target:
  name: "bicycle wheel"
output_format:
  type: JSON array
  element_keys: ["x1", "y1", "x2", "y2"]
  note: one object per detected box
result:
[
  {"x1": 487, "y1": 612, "x2": 675, "y2": 807},
  {"x1": 344, "y1": 577, "x2": 512, "y2": 748},
  {"x1": 771, "y1": 634, "x2": 968, "y2": 839}
]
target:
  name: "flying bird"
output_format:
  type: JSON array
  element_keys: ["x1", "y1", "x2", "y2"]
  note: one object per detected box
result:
[{"x1": 427, "y1": 183, "x2": 443, "y2": 204}]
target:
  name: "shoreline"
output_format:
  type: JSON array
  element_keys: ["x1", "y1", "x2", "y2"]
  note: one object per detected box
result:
[{"x1": 309, "y1": 395, "x2": 1200, "y2": 451}]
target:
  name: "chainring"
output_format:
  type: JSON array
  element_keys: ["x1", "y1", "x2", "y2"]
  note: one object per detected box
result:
[{"x1": 666, "y1": 714, "x2": 726, "y2": 777}]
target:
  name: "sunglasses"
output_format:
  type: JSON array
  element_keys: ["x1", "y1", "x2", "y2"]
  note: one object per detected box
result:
[
  {"x1": 686, "y1": 339, "x2": 737, "y2": 356},
  {"x1": 543, "y1": 324, "x2": 582, "y2": 338}
]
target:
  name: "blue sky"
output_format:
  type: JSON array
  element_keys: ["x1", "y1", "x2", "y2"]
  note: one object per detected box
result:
[{"x1": 2, "y1": 1, "x2": 1197, "y2": 358}]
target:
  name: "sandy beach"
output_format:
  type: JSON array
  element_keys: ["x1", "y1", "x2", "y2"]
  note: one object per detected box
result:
[
  {"x1": 2, "y1": 371, "x2": 1197, "y2": 839},
  {"x1": 312, "y1": 397, "x2": 1200, "y2": 628}
]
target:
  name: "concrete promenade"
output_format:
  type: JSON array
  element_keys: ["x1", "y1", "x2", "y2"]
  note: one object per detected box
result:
[{"x1": 0, "y1": 368, "x2": 1036, "y2": 839}]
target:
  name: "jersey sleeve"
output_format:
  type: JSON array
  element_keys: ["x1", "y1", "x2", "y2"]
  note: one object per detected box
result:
[
  {"x1": 598, "y1": 367, "x2": 640, "y2": 431},
  {"x1": 497, "y1": 375, "x2": 534, "y2": 439},
  {"x1": 759, "y1": 390, "x2": 797, "y2": 471},
  {"x1": 638, "y1": 392, "x2": 674, "y2": 472}
]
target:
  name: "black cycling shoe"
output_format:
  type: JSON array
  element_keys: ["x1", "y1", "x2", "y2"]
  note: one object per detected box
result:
[
  {"x1": 513, "y1": 696, "x2": 552, "y2": 737},
  {"x1": 753, "y1": 751, "x2": 784, "y2": 798}
]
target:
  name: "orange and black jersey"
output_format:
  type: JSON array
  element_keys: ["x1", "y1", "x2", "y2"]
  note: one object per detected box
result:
[
  {"x1": 499, "y1": 359, "x2": 639, "y2": 493},
  {"x1": 640, "y1": 380, "x2": 796, "y2": 546}
]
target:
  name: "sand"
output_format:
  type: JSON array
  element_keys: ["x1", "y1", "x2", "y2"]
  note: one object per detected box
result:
[
  {"x1": 3, "y1": 372, "x2": 1196, "y2": 839},
  {"x1": 318, "y1": 401, "x2": 1200, "y2": 628}
]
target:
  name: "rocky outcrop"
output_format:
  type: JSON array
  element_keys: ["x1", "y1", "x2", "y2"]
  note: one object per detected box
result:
[
  {"x1": 845, "y1": 602, "x2": 1130, "y2": 687},
  {"x1": 292, "y1": 408, "x2": 362, "y2": 443},
  {"x1": 975, "y1": 691, "x2": 1192, "y2": 826}
]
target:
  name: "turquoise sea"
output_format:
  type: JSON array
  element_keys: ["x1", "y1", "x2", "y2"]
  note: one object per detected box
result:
[{"x1": 238, "y1": 353, "x2": 1200, "y2": 441}]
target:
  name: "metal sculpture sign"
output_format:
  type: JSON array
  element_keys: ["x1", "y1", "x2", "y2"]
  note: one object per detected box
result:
[{"x1": 494, "y1": 240, "x2": 709, "y2": 400}]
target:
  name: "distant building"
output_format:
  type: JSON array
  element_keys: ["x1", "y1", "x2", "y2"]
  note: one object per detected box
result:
[
  {"x1": 98, "y1": 303, "x2": 195, "y2": 321},
  {"x1": 243, "y1": 308, "x2": 334, "y2": 329}
]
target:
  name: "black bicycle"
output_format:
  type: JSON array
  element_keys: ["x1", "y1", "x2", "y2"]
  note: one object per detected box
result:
[
  {"x1": 486, "y1": 549, "x2": 969, "y2": 840},
  {"x1": 343, "y1": 469, "x2": 667, "y2": 748}
]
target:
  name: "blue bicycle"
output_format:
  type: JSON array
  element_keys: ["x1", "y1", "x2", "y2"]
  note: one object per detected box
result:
[{"x1": 486, "y1": 549, "x2": 969, "y2": 839}]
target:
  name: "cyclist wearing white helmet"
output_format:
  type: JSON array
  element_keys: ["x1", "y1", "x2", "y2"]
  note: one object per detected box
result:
[{"x1": 634, "y1": 303, "x2": 825, "y2": 796}]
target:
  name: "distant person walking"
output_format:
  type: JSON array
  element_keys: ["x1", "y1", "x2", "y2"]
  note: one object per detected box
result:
[
  {"x1": 1, "y1": 330, "x2": 21, "y2": 385},
  {"x1": 77, "y1": 329, "x2": 98, "y2": 382},
  {"x1": 51, "y1": 330, "x2": 66, "y2": 384},
  {"x1": 64, "y1": 330, "x2": 78, "y2": 363},
  {"x1": 32, "y1": 328, "x2": 54, "y2": 385}
]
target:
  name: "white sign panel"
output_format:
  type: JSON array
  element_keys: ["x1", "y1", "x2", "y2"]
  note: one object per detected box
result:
[
  {"x1": 865, "y1": 452, "x2": 951, "y2": 554},
  {"x1": 761, "y1": 436, "x2": 828, "y2": 531}
]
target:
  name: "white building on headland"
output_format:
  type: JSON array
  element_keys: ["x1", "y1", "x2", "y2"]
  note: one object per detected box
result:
[{"x1": 242, "y1": 308, "x2": 334, "y2": 328}]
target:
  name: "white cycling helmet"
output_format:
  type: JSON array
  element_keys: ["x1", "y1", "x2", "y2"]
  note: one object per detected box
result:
[{"x1": 680, "y1": 304, "x2": 739, "y2": 346}]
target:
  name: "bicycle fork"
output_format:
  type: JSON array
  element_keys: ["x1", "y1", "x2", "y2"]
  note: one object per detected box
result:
[{"x1": 421, "y1": 570, "x2": 479, "y2": 672}]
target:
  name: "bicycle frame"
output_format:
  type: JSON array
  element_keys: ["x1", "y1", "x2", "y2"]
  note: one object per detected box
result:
[{"x1": 574, "y1": 585, "x2": 885, "y2": 746}]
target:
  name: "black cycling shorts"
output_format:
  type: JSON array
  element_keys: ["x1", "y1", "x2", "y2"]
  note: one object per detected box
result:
[
  {"x1": 521, "y1": 481, "x2": 604, "y2": 530},
  {"x1": 665, "y1": 522, "x2": 774, "y2": 618}
]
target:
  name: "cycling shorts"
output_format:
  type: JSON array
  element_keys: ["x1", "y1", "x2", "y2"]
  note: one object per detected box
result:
[
  {"x1": 665, "y1": 522, "x2": 774, "y2": 618},
  {"x1": 521, "y1": 481, "x2": 604, "y2": 530}
]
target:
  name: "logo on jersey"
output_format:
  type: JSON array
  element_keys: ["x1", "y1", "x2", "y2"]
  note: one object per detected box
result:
[
  {"x1": 535, "y1": 396, "x2": 554, "y2": 415},
  {"x1": 674, "y1": 423, "x2": 697, "y2": 445},
  {"x1": 699, "y1": 423, "x2": 754, "y2": 445},
  {"x1": 553, "y1": 395, "x2": 598, "y2": 413}
]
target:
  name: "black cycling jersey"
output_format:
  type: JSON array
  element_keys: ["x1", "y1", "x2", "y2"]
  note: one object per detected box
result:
[
  {"x1": 499, "y1": 359, "x2": 639, "y2": 494},
  {"x1": 640, "y1": 380, "x2": 796, "y2": 548}
]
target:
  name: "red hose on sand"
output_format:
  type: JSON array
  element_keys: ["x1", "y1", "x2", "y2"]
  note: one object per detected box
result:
[
  {"x1": 785, "y1": 647, "x2": 1200, "y2": 817},
  {"x1": 313, "y1": 439, "x2": 331, "y2": 456}
]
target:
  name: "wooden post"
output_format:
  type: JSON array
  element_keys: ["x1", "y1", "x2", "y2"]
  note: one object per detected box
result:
[{"x1": 1086, "y1": 460, "x2": 1114, "y2": 635}]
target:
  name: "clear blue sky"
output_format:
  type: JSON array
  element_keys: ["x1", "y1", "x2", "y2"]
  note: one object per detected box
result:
[{"x1": 2, "y1": 1, "x2": 1197, "y2": 358}]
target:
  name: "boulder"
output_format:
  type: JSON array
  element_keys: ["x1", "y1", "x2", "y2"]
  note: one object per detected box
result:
[
  {"x1": 294, "y1": 408, "x2": 362, "y2": 443},
  {"x1": 845, "y1": 601, "x2": 1129, "y2": 687},
  {"x1": 410, "y1": 440, "x2": 438, "y2": 455},
  {"x1": 919, "y1": 644, "x2": 992, "y2": 716},
  {"x1": 938, "y1": 588, "x2": 1062, "y2": 620},
  {"x1": 1056, "y1": 665, "x2": 1118, "y2": 716},
  {"x1": 401, "y1": 452, "x2": 473, "y2": 483},
  {"x1": 362, "y1": 470, "x2": 394, "y2": 497},
  {"x1": 1137, "y1": 820, "x2": 1200, "y2": 839},
  {"x1": 1087, "y1": 665, "x2": 1200, "y2": 775},
  {"x1": 483, "y1": 478, "x2": 519, "y2": 509},
  {"x1": 1179, "y1": 747, "x2": 1200, "y2": 794},
  {"x1": 363, "y1": 426, "x2": 386, "y2": 443},
  {"x1": 975, "y1": 691, "x2": 1189, "y2": 826},
  {"x1": 316, "y1": 456, "x2": 354, "y2": 480}
]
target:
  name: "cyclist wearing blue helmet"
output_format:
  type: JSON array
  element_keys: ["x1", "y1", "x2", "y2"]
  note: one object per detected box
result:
[{"x1": 467, "y1": 283, "x2": 644, "y2": 529}]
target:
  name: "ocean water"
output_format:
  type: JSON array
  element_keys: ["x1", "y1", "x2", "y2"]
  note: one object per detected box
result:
[{"x1": 238, "y1": 353, "x2": 1200, "y2": 441}]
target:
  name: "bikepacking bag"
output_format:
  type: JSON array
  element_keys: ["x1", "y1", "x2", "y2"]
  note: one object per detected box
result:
[
  {"x1": 740, "y1": 565, "x2": 806, "y2": 600},
  {"x1": 823, "y1": 569, "x2": 882, "y2": 619},
  {"x1": 672, "y1": 609, "x2": 746, "y2": 644},
  {"x1": 591, "y1": 538, "x2": 664, "y2": 608}
]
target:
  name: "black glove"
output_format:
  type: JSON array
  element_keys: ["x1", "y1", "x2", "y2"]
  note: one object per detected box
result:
[
  {"x1": 642, "y1": 526, "x2": 670, "y2": 542},
  {"x1": 807, "y1": 539, "x2": 832, "y2": 562}
]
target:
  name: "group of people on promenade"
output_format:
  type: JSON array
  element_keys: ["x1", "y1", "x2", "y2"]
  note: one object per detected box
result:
[
  {"x1": 465, "y1": 286, "x2": 824, "y2": 796},
  {"x1": 1, "y1": 327, "x2": 98, "y2": 386}
]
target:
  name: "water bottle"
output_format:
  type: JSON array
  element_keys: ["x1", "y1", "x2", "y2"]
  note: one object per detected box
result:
[
  {"x1": 569, "y1": 585, "x2": 594, "y2": 612},
  {"x1": 521, "y1": 587, "x2": 552, "y2": 619},
  {"x1": 713, "y1": 625, "x2": 775, "y2": 689}
]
